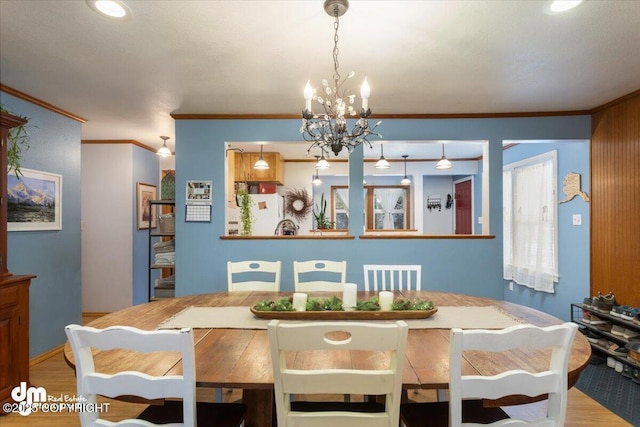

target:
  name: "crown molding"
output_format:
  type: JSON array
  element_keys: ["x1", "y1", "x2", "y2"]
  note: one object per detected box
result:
[{"x1": 0, "y1": 84, "x2": 87, "y2": 123}]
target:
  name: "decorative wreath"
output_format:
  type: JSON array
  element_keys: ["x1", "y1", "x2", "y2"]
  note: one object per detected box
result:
[{"x1": 285, "y1": 188, "x2": 313, "y2": 222}]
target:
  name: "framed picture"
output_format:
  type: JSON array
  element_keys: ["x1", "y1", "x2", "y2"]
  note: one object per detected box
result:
[
  {"x1": 8, "y1": 168, "x2": 62, "y2": 231},
  {"x1": 186, "y1": 180, "x2": 212, "y2": 203},
  {"x1": 137, "y1": 182, "x2": 157, "y2": 229}
]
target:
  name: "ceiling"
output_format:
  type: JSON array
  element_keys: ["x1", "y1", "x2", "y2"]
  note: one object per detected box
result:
[{"x1": 1, "y1": 0, "x2": 639, "y2": 156}]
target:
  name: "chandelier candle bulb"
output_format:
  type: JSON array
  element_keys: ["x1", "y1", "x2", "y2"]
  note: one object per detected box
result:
[
  {"x1": 361, "y1": 77, "x2": 370, "y2": 110},
  {"x1": 304, "y1": 81, "x2": 313, "y2": 112},
  {"x1": 342, "y1": 283, "x2": 358, "y2": 309},
  {"x1": 379, "y1": 291, "x2": 394, "y2": 311},
  {"x1": 292, "y1": 293, "x2": 308, "y2": 311}
]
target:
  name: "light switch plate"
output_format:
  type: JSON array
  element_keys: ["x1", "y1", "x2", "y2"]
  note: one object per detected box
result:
[{"x1": 572, "y1": 214, "x2": 582, "y2": 226}]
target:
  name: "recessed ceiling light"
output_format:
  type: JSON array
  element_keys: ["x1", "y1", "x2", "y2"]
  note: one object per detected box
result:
[
  {"x1": 86, "y1": 0, "x2": 131, "y2": 19},
  {"x1": 545, "y1": 0, "x2": 585, "y2": 15}
]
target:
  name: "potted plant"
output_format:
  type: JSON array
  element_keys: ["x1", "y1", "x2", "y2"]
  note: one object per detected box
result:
[
  {"x1": 313, "y1": 193, "x2": 334, "y2": 230},
  {"x1": 238, "y1": 189, "x2": 254, "y2": 236},
  {"x1": 0, "y1": 105, "x2": 31, "y2": 176}
]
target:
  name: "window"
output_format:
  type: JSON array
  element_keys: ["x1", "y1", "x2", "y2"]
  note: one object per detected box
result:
[
  {"x1": 332, "y1": 185, "x2": 411, "y2": 230},
  {"x1": 371, "y1": 187, "x2": 407, "y2": 229},
  {"x1": 503, "y1": 151, "x2": 558, "y2": 293},
  {"x1": 333, "y1": 187, "x2": 350, "y2": 230}
]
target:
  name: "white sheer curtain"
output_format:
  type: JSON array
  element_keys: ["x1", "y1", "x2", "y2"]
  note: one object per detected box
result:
[
  {"x1": 376, "y1": 188, "x2": 403, "y2": 229},
  {"x1": 335, "y1": 188, "x2": 349, "y2": 216},
  {"x1": 503, "y1": 154, "x2": 558, "y2": 293},
  {"x1": 503, "y1": 170, "x2": 513, "y2": 279}
]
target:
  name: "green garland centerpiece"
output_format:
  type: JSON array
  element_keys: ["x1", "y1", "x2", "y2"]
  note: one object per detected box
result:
[
  {"x1": 355, "y1": 296, "x2": 381, "y2": 311},
  {"x1": 391, "y1": 297, "x2": 434, "y2": 311},
  {"x1": 252, "y1": 295, "x2": 434, "y2": 312},
  {"x1": 253, "y1": 297, "x2": 294, "y2": 312},
  {"x1": 306, "y1": 296, "x2": 343, "y2": 311}
]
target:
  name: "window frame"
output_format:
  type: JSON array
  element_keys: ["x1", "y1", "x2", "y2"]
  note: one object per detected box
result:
[
  {"x1": 331, "y1": 184, "x2": 412, "y2": 231},
  {"x1": 503, "y1": 150, "x2": 559, "y2": 292}
]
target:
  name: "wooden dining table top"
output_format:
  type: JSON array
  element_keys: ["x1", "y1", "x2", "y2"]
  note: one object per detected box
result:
[{"x1": 64, "y1": 291, "x2": 591, "y2": 427}]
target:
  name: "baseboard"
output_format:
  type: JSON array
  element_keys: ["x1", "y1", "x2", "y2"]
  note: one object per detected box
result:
[{"x1": 30, "y1": 344, "x2": 64, "y2": 366}]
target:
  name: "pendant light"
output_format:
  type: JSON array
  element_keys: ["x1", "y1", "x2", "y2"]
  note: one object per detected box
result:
[
  {"x1": 436, "y1": 144, "x2": 452, "y2": 170},
  {"x1": 400, "y1": 155, "x2": 411, "y2": 185},
  {"x1": 312, "y1": 157, "x2": 323, "y2": 186},
  {"x1": 315, "y1": 150, "x2": 330, "y2": 169},
  {"x1": 156, "y1": 136, "x2": 172, "y2": 157},
  {"x1": 375, "y1": 143, "x2": 390, "y2": 169},
  {"x1": 254, "y1": 144, "x2": 269, "y2": 170}
]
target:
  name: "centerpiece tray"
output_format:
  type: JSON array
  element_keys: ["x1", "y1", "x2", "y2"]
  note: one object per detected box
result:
[{"x1": 250, "y1": 306, "x2": 438, "y2": 320}]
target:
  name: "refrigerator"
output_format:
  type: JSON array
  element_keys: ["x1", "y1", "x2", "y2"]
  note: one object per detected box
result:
[{"x1": 250, "y1": 194, "x2": 284, "y2": 235}]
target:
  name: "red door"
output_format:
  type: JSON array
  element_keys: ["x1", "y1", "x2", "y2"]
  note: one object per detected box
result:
[{"x1": 455, "y1": 180, "x2": 472, "y2": 234}]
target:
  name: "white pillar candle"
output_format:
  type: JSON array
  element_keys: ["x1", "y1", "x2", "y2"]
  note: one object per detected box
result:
[
  {"x1": 292, "y1": 293, "x2": 308, "y2": 311},
  {"x1": 342, "y1": 283, "x2": 358, "y2": 308},
  {"x1": 379, "y1": 291, "x2": 394, "y2": 311}
]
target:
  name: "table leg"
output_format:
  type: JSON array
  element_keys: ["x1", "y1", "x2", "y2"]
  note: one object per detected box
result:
[{"x1": 242, "y1": 389, "x2": 274, "y2": 427}]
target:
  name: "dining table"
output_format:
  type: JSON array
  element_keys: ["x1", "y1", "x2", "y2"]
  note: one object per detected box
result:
[{"x1": 64, "y1": 290, "x2": 591, "y2": 427}]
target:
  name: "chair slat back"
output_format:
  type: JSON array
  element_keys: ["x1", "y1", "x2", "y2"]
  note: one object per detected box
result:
[
  {"x1": 363, "y1": 265, "x2": 422, "y2": 291},
  {"x1": 448, "y1": 323, "x2": 578, "y2": 427},
  {"x1": 227, "y1": 260, "x2": 281, "y2": 291},
  {"x1": 65, "y1": 324, "x2": 196, "y2": 427},
  {"x1": 269, "y1": 320, "x2": 408, "y2": 427},
  {"x1": 293, "y1": 260, "x2": 346, "y2": 292}
]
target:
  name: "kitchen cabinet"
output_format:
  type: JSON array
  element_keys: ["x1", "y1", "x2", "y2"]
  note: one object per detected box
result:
[{"x1": 234, "y1": 152, "x2": 284, "y2": 184}]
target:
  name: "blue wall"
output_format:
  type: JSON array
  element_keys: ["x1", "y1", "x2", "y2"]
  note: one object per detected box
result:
[
  {"x1": 2, "y1": 91, "x2": 82, "y2": 357},
  {"x1": 502, "y1": 141, "x2": 590, "y2": 320},
  {"x1": 175, "y1": 116, "x2": 591, "y2": 316},
  {"x1": 132, "y1": 146, "x2": 160, "y2": 305}
]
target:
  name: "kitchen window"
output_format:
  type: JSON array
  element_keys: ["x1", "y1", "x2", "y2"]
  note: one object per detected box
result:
[{"x1": 332, "y1": 185, "x2": 411, "y2": 230}]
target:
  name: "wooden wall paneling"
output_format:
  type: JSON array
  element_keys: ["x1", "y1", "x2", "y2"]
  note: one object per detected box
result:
[{"x1": 590, "y1": 93, "x2": 640, "y2": 307}]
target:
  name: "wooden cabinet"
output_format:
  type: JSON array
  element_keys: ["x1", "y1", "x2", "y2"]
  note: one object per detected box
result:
[
  {"x1": 234, "y1": 152, "x2": 284, "y2": 184},
  {"x1": 0, "y1": 275, "x2": 33, "y2": 409}
]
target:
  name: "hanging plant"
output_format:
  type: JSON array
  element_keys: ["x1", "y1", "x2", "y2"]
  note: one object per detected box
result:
[
  {"x1": 1, "y1": 104, "x2": 33, "y2": 177},
  {"x1": 285, "y1": 188, "x2": 312, "y2": 222},
  {"x1": 238, "y1": 189, "x2": 254, "y2": 236}
]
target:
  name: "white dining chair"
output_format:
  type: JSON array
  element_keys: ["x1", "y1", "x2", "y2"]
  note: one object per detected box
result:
[
  {"x1": 400, "y1": 322, "x2": 579, "y2": 427},
  {"x1": 65, "y1": 324, "x2": 247, "y2": 427},
  {"x1": 227, "y1": 260, "x2": 282, "y2": 291},
  {"x1": 363, "y1": 264, "x2": 422, "y2": 291},
  {"x1": 268, "y1": 319, "x2": 408, "y2": 427},
  {"x1": 293, "y1": 260, "x2": 347, "y2": 292}
]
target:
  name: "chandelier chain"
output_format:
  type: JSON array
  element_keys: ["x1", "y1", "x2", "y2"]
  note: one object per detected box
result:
[{"x1": 332, "y1": 9, "x2": 341, "y2": 84}]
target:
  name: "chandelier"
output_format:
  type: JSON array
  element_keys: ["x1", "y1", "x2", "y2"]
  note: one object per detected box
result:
[{"x1": 301, "y1": 0, "x2": 382, "y2": 157}]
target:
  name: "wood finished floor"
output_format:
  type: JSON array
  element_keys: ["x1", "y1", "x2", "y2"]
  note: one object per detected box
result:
[{"x1": 1, "y1": 314, "x2": 632, "y2": 426}]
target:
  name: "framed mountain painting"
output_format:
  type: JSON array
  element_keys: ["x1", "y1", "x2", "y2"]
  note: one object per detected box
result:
[{"x1": 8, "y1": 168, "x2": 62, "y2": 231}]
